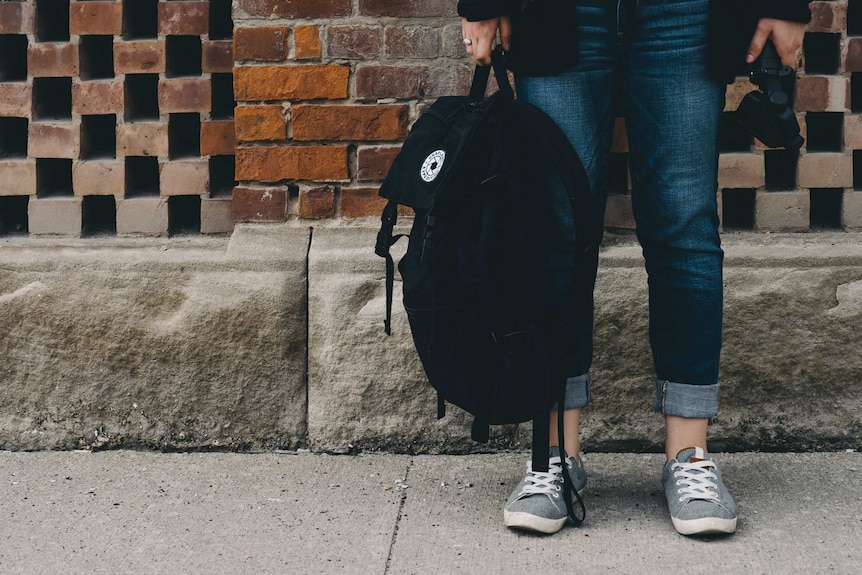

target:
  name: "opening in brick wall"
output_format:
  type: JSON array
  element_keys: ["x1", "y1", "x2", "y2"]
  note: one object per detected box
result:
[
  {"x1": 168, "y1": 195, "x2": 201, "y2": 235},
  {"x1": 168, "y1": 113, "x2": 201, "y2": 159},
  {"x1": 82, "y1": 195, "x2": 117, "y2": 236},
  {"x1": 851, "y1": 74, "x2": 862, "y2": 113},
  {"x1": 79, "y1": 36, "x2": 115, "y2": 81},
  {"x1": 0, "y1": 117, "x2": 28, "y2": 158},
  {"x1": 803, "y1": 33, "x2": 841, "y2": 75},
  {"x1": 721, "y1": 188, "x2": 756, "y2": 230},
  {"x1": 0, "y1": 197, "x2": 29, "y2": 236},
  {"x1": 123, "y1": 0, "x2": 158, "y2": 40},
  {"x1": 805, "y1": 112, "x2": 844, "y2": 152},
  {"x1": 125, "y1": 157, "x2": 160, "y2": 197},
  {"x1": 810, "y1": 189, "x2": 843, "y2": 230},
  {"x1": 850, "y1": 0, "x2": 862, "y2": 35},
  {"x1": 166, "y1": 36, "x2": 203, "y2": 78},
  {"x1": 0, "y1": 35, "x2": 28, "y2": 82},
  {"x1": 36, "y1": 158, "x2": 73, "y2": 197},
  {"x1": 35, "y1": 0, "x2": 70, "y2": 43},
  {"x1": 764, "y1": 149, "x2": 799, "y2": 191},
  {"x1": 719, "y1": 112, "x2": 753, "y2": 153},
  {"x1": 209, "y1": 0, "x2": 234, "y2": 40},
  {"x1": 209, "y1": 155, "x2": 236, "y2": 197},
  {"x1": 210, "y1": 73, "x2": 235, "y2": 119},
  {"x1": 80, "y1": 115, "x2": 117, "y2": 160},
  {"x1": 124, "y1": 74, "x2": 159, "y2": 121},
  {"x1": 608, "y1": 153, "x2": 629, "y2": 195},
  {"x1": 33, "y1": 77, "x2": 72, "y2": 120},
  {"x1": 853, "y1": 151, "x2": 862, "y2": 190}
]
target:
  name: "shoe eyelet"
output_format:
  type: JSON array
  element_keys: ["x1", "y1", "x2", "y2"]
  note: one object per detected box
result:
[
  {"x1": 553, "y1": 493, "x2": 560, "y2": 499},
  {"x1": 556, "y1": 485, "x2": 562, "y2": 491}
]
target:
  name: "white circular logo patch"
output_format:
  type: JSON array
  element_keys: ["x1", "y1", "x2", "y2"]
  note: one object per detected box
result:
[{"x1": 420, "y1": 150, "x2": 446, "y2": 183}]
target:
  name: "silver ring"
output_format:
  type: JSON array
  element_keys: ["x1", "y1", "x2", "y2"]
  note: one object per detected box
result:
[{"x1": 463, "y1": 38, "x2": 473, "y2": 46}]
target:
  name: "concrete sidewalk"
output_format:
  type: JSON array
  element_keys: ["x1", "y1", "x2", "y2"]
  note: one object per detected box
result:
[{"x1": 1, "y1": 451, "x2": 860, "y2": 574}]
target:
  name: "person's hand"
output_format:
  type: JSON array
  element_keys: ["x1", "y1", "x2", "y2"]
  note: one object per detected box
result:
[
  {"x1": 746, "y1": 18, "x2": 807, "y2": 68},
  {"x1": 461, "y1": 16, "x2": 512, "y2": 66}
]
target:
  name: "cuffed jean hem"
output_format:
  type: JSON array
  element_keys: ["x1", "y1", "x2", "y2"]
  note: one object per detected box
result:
[
  {"x1": 552, "y1": 374, "x2": 592, "y2": 412},
  {"x1": 652, "y1": 379, "x2": 719, "y2": 419}
]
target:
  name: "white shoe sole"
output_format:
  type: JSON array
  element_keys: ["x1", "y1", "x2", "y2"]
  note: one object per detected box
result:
[
  {"x1": 671, "y1": 516, "x2": 738, "y2": 536},
  {"x1": 503, "y1": 510, "x2": 567, "y2": 534}
]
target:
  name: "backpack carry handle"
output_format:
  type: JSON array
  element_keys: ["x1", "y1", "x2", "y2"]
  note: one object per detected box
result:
[{"x1": 468, "y1": 47, "x2": 515, "y2": 102}]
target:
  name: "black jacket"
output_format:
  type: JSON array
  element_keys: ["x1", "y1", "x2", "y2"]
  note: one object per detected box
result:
[{"x1": 457, "y1": 0, "x2": 812, "y2": 82}]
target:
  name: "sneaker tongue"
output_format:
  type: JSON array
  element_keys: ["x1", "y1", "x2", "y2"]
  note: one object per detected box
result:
[
  {"x1": 676, "y1": 446, "x2": 708, "y2": 463},
  {"x1": 549, "y1": 446, "x2": 562, "y2": 459}
]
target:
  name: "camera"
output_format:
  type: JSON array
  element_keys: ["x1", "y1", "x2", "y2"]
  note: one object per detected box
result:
[{"x1": 735, "y1": 41, "x2": 804, "y2": 150}]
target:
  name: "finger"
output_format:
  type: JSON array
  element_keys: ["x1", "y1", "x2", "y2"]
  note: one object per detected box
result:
[
  {"x1": 746, "y1": 23, "x2": 771, "y2": 63},
  {"x1": 473, "y1": 39, "x2": 493, "y2": 66},
  {"x1": 499, "y1": 16, "x2": 513, "y2": 52}
]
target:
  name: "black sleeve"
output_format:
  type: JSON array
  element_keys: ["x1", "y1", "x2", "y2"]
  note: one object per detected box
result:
[
  {"x1": 457, "y1": 0, "x2": 509, "y2": 22},
  {"x1": 760, "y1": 0, "x2": 812, "y2": 23}
]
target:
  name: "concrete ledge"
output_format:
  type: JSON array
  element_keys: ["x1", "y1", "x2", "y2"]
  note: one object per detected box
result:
[
  {"x1": 0, "y1": 225, "x2": 309, "y2": 450},
  {"x1": 1, "y1": 225, "x2": 861, "y2": 452}
]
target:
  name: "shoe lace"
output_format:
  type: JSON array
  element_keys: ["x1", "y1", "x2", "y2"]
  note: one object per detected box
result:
[
  {"x1": 519, "y1": 456, "x2": 565, "y2": 496},
  {"x1": 672, "y1": 459, "x2": 719, "y2": 502}
]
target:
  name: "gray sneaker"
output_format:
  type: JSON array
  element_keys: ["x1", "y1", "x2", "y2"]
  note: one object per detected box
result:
[
  {"x1": 662, "y1": 447, "x2": 738, "y2": 536},
  {"x1": 503, "y1": 447, "x2": 587, "y2": 534}
]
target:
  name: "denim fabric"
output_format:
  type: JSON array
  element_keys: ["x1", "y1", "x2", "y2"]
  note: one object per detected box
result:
[
  {"x1": 552, "y1": 374, "x2": 592, "y2": 412},
  {"x1": 516, "y1": 0, "x2": 725, "y2": 418}
]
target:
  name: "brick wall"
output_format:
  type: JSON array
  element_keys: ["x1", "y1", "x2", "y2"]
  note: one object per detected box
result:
[
  {"x1": 2, "y1": 1, "x2": 862, "y2": 236},
  {"x1": 0, "y1": 0, "x2": 236, "y2": 237}
]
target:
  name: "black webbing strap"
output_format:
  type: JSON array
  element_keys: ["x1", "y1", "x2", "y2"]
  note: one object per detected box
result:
[
  {"x1": 375, "y1": 201, "x2": 406, "y2": 336},
  {"x1": 557, "y1": 379, "x2": 586, "y2": 526},
  {"x1": 471, "y1": 416, "x2": 490, "y2": 443},
  {"x1": 468, "y1": 47, "x2": 515, "y2": 103}
]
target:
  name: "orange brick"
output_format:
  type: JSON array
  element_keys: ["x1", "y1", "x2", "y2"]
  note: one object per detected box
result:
[
  {"x1": 114, "y1": 41, "x2": 166, "y2": 74},
  {"x1": 73, "y1": 80, "x2": 124, "y2": 115},
  {"x1": 236, "y1": 145, "x2": 348, "y2": 182},
  {"x1": 340, "y1": 187, "x2": 386, "y2": 219},
  {"x1": 235, "y1": 105, "x2": 287, "y2": 142},
  {"x1": 295, "y1": 25, "x2": 321, "y2": 59},
  {"x1": 234, "y1": 65, "x2": 349, "y2": 101},
  {"x1": 200, "y1": 120, "x2": 237, "y2": 156},
  {"x1": 292, "y1": 105, "x2": 409, "y2": 141},
  {"x1": 234, "y1": 27, "x2": 289, "y2": 61},
  {"x1": 298, "y1": 186, "x2": 334, "y2": 219}
]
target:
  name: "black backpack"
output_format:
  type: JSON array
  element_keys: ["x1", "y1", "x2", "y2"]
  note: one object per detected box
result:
[{"x1": 375, "y1": 50, "x2": 602, "y2": 523}]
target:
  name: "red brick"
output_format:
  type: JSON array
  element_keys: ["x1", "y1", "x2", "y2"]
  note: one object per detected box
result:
[
  {"x1": 235, "y1": 105, "x2": 287, "y2": 142},
  {"x1": 298, "y1": 186, "x2": 335, "y2": 219},
  {"x1": 327, "y1": 26, "x2": 380, "y2": 59},
  {"x1": 117, "y1": 123, "x2": 169, "y2": 157},
  {"x1": 294, "y1": 25, "x2": 321, "y2": 60},
  {"x1": 236, "y1": 146, "x2": 348, "y2": 182},
  {"x1": 28, "y1": 43, "x2": 79, "y2": 77},
  {"x1": 203, "y1": 41, "x2": 234, "y2": 73},
  {"x1": 231, "y1": 186, "x2": 288, "y2": 222},
  {"x1": 70, "y1": 2, "x2": 123, "y2": 35},
  {"x1": 234, "y1": 27, "x2": 289, "y2": 61},
  {"x1": 808, "y1": 1, "x2": 844, "y2": 33},
  {"x1": 292, "y1": 105, "x2": 409, "y2": 141},
  {"x1": 72, "y1": 160, "x2": 124, "y2": 196},
  {"x1": 845, "y1": 115, "x2": 862, "y2": 149},
  {"x1": 357, "y1": 146, "x2": 401, "y2": 181},
  {"x1": 0, "y1": 161, "x2": 37, "y2": 196},
  {"x1": 237, "y1": 0, "x2": 351, "y2": 19},
  {"x1": 201, "y1": 120, "x2": 237, "y2": 156},
  {"x1": 158, "y1": 2, "x2": 209, "y2": 36},
  {"x1": 114, "y1": 41, "x2": 166, "y2": 74},
  {"x1": 73, "y1": 80, "x2": 124, "y2": 115},
  {"x1": 28, "y1": 123, "x2": 81, "y2": 159},
  {"x1": 795, "y1": 76, "x2": 846, "y2": 112},
  {"x1": 340, "y1": 187, "x2": 386, "y2": 219},
  {"x1": 0, "y1": 2, "x2": 34, "y2": 34},
  {"x1": 359, "y1": 0, "x2": 452, "y2": 17},
  {"x1": 0, "y1": 84, "x2": 32, "y2": 118},
  {"x1": 356, "y1": 64, "x2": 472, "y2": 100},
  {"x1": 234, "y1": 65, "x2": 349, "y2": 101},
  {"x1": 384, "y1": 26, "x2": 440, "y2": 59},
  {"x1": 160, "y1": 159, "x2": 209, "y2": 196},
  {"x1": 158, "y1": 78, "x2": 211, "y2": 113}
]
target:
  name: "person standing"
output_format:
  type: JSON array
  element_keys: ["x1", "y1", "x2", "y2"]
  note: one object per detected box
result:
[{"x1": 458, "y1": 0, "x2": 810, "y2": 536}]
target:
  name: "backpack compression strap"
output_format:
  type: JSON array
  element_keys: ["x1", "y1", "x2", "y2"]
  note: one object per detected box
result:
[{"x1": 375, "y1": 201, "x2": 406, "y2": 336}]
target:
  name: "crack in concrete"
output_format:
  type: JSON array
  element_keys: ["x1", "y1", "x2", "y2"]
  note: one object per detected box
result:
[{"x1": 383, "y1": 456, "x2": 413, "y2": 575}]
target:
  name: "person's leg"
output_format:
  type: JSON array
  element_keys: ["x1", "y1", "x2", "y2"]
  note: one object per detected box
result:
[
  {"x1": 502, "y1": 0, "x2": 616, "y2": 534},
  {"x1": 622, "y1": 0, "x2": 736, "y2": 535}
]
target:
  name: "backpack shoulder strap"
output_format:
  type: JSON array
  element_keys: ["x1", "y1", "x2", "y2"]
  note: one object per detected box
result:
[{"x1": 375, "y1": 200, "x2": 406, "y2": 335}]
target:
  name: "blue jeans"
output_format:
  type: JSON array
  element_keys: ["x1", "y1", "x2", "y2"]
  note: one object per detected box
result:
[{"x1": 520, "y1": 0, "x2": 725, "y2": 419}]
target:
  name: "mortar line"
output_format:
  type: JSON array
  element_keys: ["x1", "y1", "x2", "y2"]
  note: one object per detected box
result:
[{"x1": 383, "y1": 456, "x2": 414, "y2": 575}]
